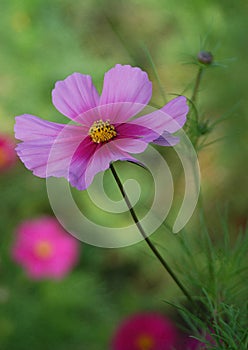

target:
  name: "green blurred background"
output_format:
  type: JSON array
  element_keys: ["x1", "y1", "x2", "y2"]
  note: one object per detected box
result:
[{"x1": 0, "y1": 0, "x2": 247, "y2": 349}]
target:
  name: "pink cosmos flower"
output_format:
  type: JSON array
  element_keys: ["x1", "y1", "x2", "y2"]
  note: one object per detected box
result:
[
  {"x1": 111, "y1": 312, "x2": 178, "y2": 350},
  {"x1": 185, "y1": 337, "x2": 206, "y2": 350},
  {"x1": 15, "y1": 64, "x2": 188, "y2": 190},
  {"x1": 0, "y1": 133, "x2": 17, "y2": 171},
  {"x1": 185, "y1": 332, "x2": 216, "y2": 349},
  {"x1": 12, "y1": 217, "x2": 79, "y2": 279}
]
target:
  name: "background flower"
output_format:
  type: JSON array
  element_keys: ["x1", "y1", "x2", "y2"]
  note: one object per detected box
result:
[
  {"x1": 111, "y1": 312, "x2": 178, "y2": 350},
  {"x1": 184, "y1": 332, "x2": 216, "y2": 349},
  {"x1": 0, "y1": 133, "x2": 16, "y2": 171},
  {"x1": 185, "y1": 337, "x2": 206, "y2": 350},
  {"x1": 11, "y1": 217, "x2": 80, "y2": 279}
]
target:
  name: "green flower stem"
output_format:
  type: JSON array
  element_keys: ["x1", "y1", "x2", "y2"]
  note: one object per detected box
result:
[
  {"x1": 191, "y1": 67, "x2": 204, "y2": 103},
  {"x1": 110, "y1": 163, "x2": 193, "y2": 304}
]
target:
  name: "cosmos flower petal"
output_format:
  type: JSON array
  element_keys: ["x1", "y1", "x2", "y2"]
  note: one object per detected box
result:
[
  {"x1": 52, "y1": 73, "x2": 100, "y2": 124},
  {"x1": 117, "y1": 122, "x2": 160, "y2": 144},
  {"x1": 15, "y1": 115, "x2": 86, "y2": 178},
  {"x1": 69, "y1": 139, "x2": 146, "y2": 190},
  {"x1": 99, "y1": 64, "x2": 152, "y2": 123},
  {"x1": 113, "y1": 138, "x2": 148, "y2": 154},
  {"x1": 15, "y1": 114, "x2": 65, "y2": 141},
  {"x1": 116, "y1": 123, "x2": 179, "y2": 146},
  {"x1": 85, "y1": 139, "x2": 147, "y2": 188},
  {"x1": 116, "y1": 123, "x2": 154, "y2": 139},
  {"x1": 69, "y1": 136, "x2": 99, "y2": 190},
  {"x1": 132, "y1": 96, "x2": 188, "y2": 134},
  {"x1": 152, "y1": 132, "x2": 180, "y2": 146}
]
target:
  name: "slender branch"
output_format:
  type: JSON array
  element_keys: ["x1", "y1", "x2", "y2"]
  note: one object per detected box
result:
[
  {"x1": 109, "y1": 163, "x2": 193, "y2": 304},
  {"x1": 191, "y1": 67, "x2": 204, "y2": 103}
]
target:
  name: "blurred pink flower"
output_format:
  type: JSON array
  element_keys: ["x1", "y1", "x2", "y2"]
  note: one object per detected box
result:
[
  {"x1": 0, "y1": 133, "x2": 16, "y2": 171},
  {"x1": 185, "y1": 332, "x2": 216, "y2": 349},
  {"x1": 12, "y1": 217, "x2": 79, "y2": 279},
  {"x1": 185, "y1": 337, "x2": 205, "y2": 349},
  {"x1": 111, "y1": 312, "x2": 178, "y2": 350},
  {"x1": 15, "y1": 64, "x2": 188, "y2": 190}
]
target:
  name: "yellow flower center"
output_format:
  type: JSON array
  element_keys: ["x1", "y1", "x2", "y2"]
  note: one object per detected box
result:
[
  {"x1": 89, "y1": 120, "x2": 117, "y2": 143},
  {"x1": 34, "y1": 241, "x2": 53, "y2": 259},
  {"x1": 135, "y1": 334, "x2": 154, "y2": 350}
]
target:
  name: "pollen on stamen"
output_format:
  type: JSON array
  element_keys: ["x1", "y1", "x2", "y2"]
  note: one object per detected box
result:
[{"x1": 89, "y1": 119, "x2": 117, "y2": 143}]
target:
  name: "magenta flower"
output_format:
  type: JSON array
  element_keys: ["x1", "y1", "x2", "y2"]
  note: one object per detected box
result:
[
  {"x1": 185, "y1": 337, "x2": 206, "y2": 350},
  {"x1": 15, "y1": 64, "x2": 188, "y2": 190},
  {"x1": 12, "y1": 217, "x2": 79, "y2": 279},
  {"x1": 111, "y1": 312, "x2": 178, "y2": 350},
  {"x1": 185, "y1": 332, "x2": 216, "y2": 349},
  {"x1": 0, "y1": 133, "x2": 17, "y2": 171}
]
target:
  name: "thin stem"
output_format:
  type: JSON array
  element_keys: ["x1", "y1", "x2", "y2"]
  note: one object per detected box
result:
[
  {"x1": 142, "y1": 44, "x2": 167, "y2": 103},
  {"x1": 109, "y1": 163, "x2": 193, "y2": 304},
  {"x1": 191, "y1": 67, "x2": 204, "y2": 103}
]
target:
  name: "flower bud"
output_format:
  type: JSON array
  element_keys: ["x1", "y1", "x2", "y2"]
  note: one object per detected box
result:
[{"x1": 197, "y1": 51, "x2": 213, "y2": 65}]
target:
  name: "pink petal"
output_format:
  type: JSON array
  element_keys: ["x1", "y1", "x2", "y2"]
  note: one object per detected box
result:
[
  {"x1": 69, "y1": 136, "x2": 99, "y2": 190},
  {"x1": 113, "y1": 138, "x2": 148, "y2": 154},
  {"x1": 15, "y1": 114, "x2": 65, "y2": 141},
  {"x1": 15, "y1": 115, "x2": 86, "y2": 178},
  {"x1": 70, "y1": 138, "x2": 147, "y2": 190},
  {"x1": 85, "y1": 139, "x2": 147, "y2": 188},
  {"x1": 52, "y1": 73, "x2": 100, "y2": 125},
  {"x1": 131, "y1": 96, "x2": 188, "y2": 134},
  {"x1": 116, "y1": 123, "x2": 179, "y2": 146},
  {"x1": 116, "y1": 123, "x2": 153, "y2": 139},
  {"x1": 152, "y1": 132, "x2": 180, "y2": 146},
  {"x1": 99, "y1": 64, "x2": 152, "y2": 123}
]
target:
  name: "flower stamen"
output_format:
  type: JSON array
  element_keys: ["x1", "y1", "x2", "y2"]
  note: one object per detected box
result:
[
  {"x1": 89, "y1": 119, "x2": 117, "y2": 143},
  {"x1": 135, "y1": 334, "x2": 154, "y2": 350},
  {"x1": 34, "y1": 241, "x2": 53, "y2": 259}
]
